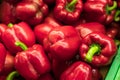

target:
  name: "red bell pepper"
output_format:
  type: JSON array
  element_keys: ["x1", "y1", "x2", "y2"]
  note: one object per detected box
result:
[
  {"x1": 79, "y1": 32, "x2": 117, "y2": 67},
  {"x1": 43, "y1": 12, "x2": 62, "y2": 27},
  {"x1": 0, "y1": 52, "x2": 14, "y2": 76},
  {"x1": 1, "y1": 22, "x2": 35, "y2": 55},
  {"x1": 43, "y1": 26, "x2": 81, "y2": 61},
  {"x1": 83, "y1": 0, "x2": 117, "y2": 24},
  {"x1": 0, "y1": 1, "x2": 18, "y2": 24},
  {"x1": 106, "y1": 22, "x2": 120, "y2": 47},
  {"x1": 0, "y1": 43, "x2": 7, "y2": 72},
  {"x1": 60, "y1": 61, "x2": 92, "y2": 80},
  {"x1": 14, "y1": 42, "x2": 51, "y2": 80},
  {"x1": 15, "y1": 0, "x2": 49, "y2": 26},
  {"x1": 34, "y1": 23, "x2": 55, "y2": 45},
  {"x1": 72, "y1": 15, "x2": 87, "y2": 27},
  {"x1": 0, "y1": 24, "x2": 7, "y2": 41},
  {"x1": 52, "y1": 58, "x2": 73, "y2": 80},
  {"x1": 53, "y1": 0, "x2": 83, "y2": 24},
  {"x1": 75, "y1": 22, "x2": 106, "y2": 39},
  {"x1": 92, "y1": 68, "x2": 102, "y2": 80},
  {"x1": 106, "y1": 22, "x2": 120, "y2": 39}
]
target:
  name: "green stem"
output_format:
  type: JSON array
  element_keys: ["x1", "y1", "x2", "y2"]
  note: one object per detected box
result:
[
  {"x1": 15, "y1": 41, "x2": 28, "y2": 51},
  {"x1": 106, "y1": 1, "x2": 117, "y2": 14},
  {"x1": 85, "y1": 44, "x2": 101, "y2": 62},
  {"x1": 8, "y1": 23, "x2": 14, "y2": 28},
  {"x1": 66, "y1": 0, "x2": 77, "y2": 12},
  {"x1": 114, "y1": 10, "x2": 120, "y2": 22},
  {"x1": 6, "y1": 71, "x2": 19, "y2": 80}
]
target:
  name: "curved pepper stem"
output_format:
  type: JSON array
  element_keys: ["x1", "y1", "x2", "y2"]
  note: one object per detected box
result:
[
  {"x1": 15, "y1": 41, "x2": 28, "y2": 51},
  {"x1": 66, "y1": 0, "x2": 77, "y2": 12},
  {"x1": 85, "y1": 44, "x2": 101, "y2": 62},
  {"x1": 114, "y1": 10, "x2": 120, "y2": 22},
  {"x1": 106, "y1": 1, "x2": 117, "y2": 14},
  {"x1": 6, "y1": 71, "x2": 19, "y2": 80},
  {"x1": 8, "y1": 23, "x2": 14, "y2": 28}
]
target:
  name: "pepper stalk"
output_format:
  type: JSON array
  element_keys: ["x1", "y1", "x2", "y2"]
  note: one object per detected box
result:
[
  {"x1": 8, "y1": 23, "x2": 14, "y2": 28},
  {"x1": 6, "y1": 71, "x2": 19, "y2": 80},
  {"x1": 106, "y1": 1, "x2": 117, "y2": 14},
  {"x1": 6, "y1": 42, "x2": 28, "y2": 80},
  {"x1": 85, "y1": 43, "x2": 101, "y2": 62},
  {"x1": 15, "y1": 41, "x2": 28, "y2": 51},
  {"x1": 66, "y1": 0, "x2": 77, "y2": 12},
  {"x1": 114, "y1": 10, "x2": 120, "y2": 21}
]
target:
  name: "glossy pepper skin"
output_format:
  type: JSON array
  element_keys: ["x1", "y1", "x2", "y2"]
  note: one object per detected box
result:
[
  {"x1": 53, "y1": 0, "x2": 83, "y2": 24},
  {"x1": 34, "y1": 13, "x2": 61, "y2": 45},
  {"x1": 0, "y1": 43, "x2": 7, "y2": 72},
  {"x1": 60, "y1": 61, "x2": 92, "y2": 80},
  {"x1": 14, "y1": 43, "x2": 51, "y2": 80},
  {"x1": 0, "y1": 52, "x2": 14, "y2": 75},
  {"x1": 15, "y1": 0, "x2": 49, "y2": 26},
  {"x1": 34, "y1": 23, "x2": 56, "y2": 45},
  {"x1": 0, "y1": 1, "x2": 18, "y2": 24},
  {"x1": 75, "y1": 22, "x2": 106, "y2": 39},
  {"x1": 43, "y1": 26, "x2": 81, "y2": 61},
  {"x1": 1, "y1": 22, "x2": 35, "y2": 55},
  {"x1": 79, "y1": 32, "x2": 117, "y2": 67},
  {"x1": 83, "y1": 0, "x2": 117, "y2": 24},
  {"x1": 43, "y1": 12, "x2": 62, "y2": 27},
  {"x1": 0, "y1": 24, "x2": 8, "y2": 41}
]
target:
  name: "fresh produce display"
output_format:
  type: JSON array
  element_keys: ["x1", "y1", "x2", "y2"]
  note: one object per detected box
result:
[
  {"x1": 0, "y1": 0, "x2": 120, "y2": 80},
  {"x1": 14, "y1": 43, "x2": 51, "y2": 80},
  {"x1": 83, "y1": 0, "x2": 117, "y2": 25},
  {"x1": 1, "y1": 22, "x2": 35, "y2": 55},
  {"x1": 0, "y1": 43, "x2": 7, "y2": 72},
  {"x1": 60, "y1": 61, "x2": 92, "y2": 80},
  {"x1": 79, "y1": 32, "x2": 117, "y2": 67},
  {"x1": 53, "y1": 0, "x2": 83, "y2": 24},
  {"x1": 43, "y1": 26, "x2": 81, "y2": 61}
]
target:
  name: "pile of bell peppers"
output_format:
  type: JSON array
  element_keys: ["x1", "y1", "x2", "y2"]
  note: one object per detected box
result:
[{"x1": 0, "y1": 0, "x2": 120, "y2": 80}]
